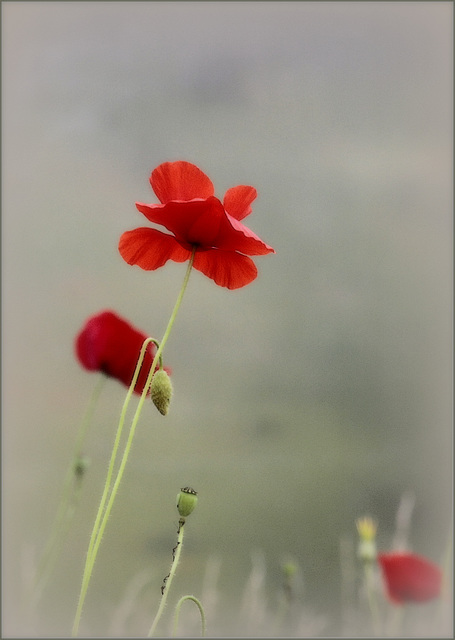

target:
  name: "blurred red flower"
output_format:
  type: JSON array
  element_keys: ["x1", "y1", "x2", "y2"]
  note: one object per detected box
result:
[
  {"x1": 118, "y1": 161, "x2": 275, "y2": 289},
  {"x1": 378, "y1": 552, "x2": 442, "y2": 605},
  {"x1": 75, "y1": 310, "x2": 166, "y2": 394}
]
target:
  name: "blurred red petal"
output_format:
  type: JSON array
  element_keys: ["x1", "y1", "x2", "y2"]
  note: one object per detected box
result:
[
  {"x1": 119, "y1": 228, "x2": 190, "y2": 269},
  {"x1": 75, "y1": 310, "x2": 167, "y2": 394},
  {"x1": 223, "y1": 185, "x2": 257, "y2": 220},
  {"x1": 193, "y1": 249, "x2": 258, "y2": 289},
  {"x1": 378, "y1": 552, "x2": 442, "y2": 605},
  {"x1": 150, "y1": 161, "x2": 214, "y2": 203}
]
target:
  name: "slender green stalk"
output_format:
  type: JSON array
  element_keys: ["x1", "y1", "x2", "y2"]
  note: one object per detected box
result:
[
  {"x1": 86, "y1": 250, "x2": 196, "y2": 599},
  {"x1": 32, "y1": 375, "x2": 105, "y2": 605},
  {"x1": 148, "y1": 519, "x2": 186, "y2": 638},
  {"x1": 363, "y1": 562, "x2": 381, "y2": 636},
  {"x1": 72, "y1": 250, "x2": 195, "y2": 636},
  {"x1": 72, "y1": 336, "x2": 154, "y2": 636},
  {"x1": 173, "y1": 595, "x2": 206, "y2": 637}
]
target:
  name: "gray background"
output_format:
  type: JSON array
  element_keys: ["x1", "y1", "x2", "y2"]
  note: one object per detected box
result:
[{"x1": 2, "y1": 1, "x2": 452, "y2": 636}]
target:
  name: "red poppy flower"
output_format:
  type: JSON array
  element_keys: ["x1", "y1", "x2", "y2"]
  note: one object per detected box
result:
[
  {"x1": 118, "y1": 161, "x2": 275, "y2": 289},
  {"x1": 75, "y1": 310, "x2": 166, "y2": 395},
  {"x1": 378, "y1": 552, "x2": 442, "y2": 605}
]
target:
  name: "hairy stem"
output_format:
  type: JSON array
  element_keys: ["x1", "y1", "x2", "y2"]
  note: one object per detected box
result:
[{"x1": 148, "y1": 519, "x2": 186, "y2": 638}]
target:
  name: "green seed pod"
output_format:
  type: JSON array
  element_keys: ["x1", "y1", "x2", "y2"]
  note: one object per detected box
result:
[
  {"x1": 176, "y1": 487, "x2": 198, "y2": 518},
  {"x1": 150, "y1": 369, "x2": 173, "y2": 416}
]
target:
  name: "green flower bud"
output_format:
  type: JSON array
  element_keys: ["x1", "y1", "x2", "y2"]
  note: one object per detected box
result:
[
  {"x1": 176, "y1": 487, "x2": 198, "y2": 518},
  {"x1": 150, "y1": 369, "x2": 173, "y2": 415}
]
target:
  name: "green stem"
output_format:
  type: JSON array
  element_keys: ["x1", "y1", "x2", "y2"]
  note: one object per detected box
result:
[
  {"x1": 364, "y1": 562, "x2": 381, "y2": 636},
  {"x1": 72, "y1": 337, "x2": 154, "y2": 636},
  {"x1": 173, "y1": 595, "x2": 206, "y2": 637},
  {"x1": 32, "y1": 375, "x2": 105, "y2": 605},
  {"x1": 72, "y1": 249, "x2": 195, "y2": 637},
  {"x1": 148, "y1": 519, "x2": 186, "y2": 638},
  {"x1": 90, "y1": 249, "x2": 195, "y2": 578}
]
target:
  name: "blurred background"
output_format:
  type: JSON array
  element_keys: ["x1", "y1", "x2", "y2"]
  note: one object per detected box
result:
[{"x1": 2, "y1": 2, "x2": 452, "y2": 637}]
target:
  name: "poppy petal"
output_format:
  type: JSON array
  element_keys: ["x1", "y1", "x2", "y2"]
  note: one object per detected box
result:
[
  {"x1": 119, "y1": 228, "x2": 190, "y2": 270},
  {"x1": 223, "y1": 185, "x2": 257, "y2": 220},
  {"x1": 193, "y1": 249, "x2": 258, "y2": 289},
  {"x1": 378, "y1": 552, "x2": 442, "y2": 605},
  {"x1": 136, "y1": 197, "x2": 225, "y2": 247},
  {"x1": 215, "y1": 214, "x2": 276, "y2": 256},
  {"x1": 150, "y1": 161, "x2": 215, "y2": 204},
  {"x1": 75, "y1": 310, "x2": 166, "y2": 395}
]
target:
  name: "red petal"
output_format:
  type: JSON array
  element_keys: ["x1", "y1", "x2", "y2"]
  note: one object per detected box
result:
[
  {"x1": 215, "y1": 213, "x2": 275, "y2": 256},
  {"x1": 75, "y1": 310, "x2": 165, "y2": 394},
  {"x1": 193, "y1": 249, "x2": 258, "y2": 289},
  {"x1": 150, "y1": 161, "x2": 214, "y2": 203},
  {"x1": 119, "y1": 228, "x2": 190, "y2": 270},
  {"x1": 136, "y1": 197, "x2": 225, "y2": 247},
  {"x1": 378, "y1": 552, "x2": 442, "y2": 605},
  {"x1": 223, "y1": 185, "x2": 257, "y2": 220}
]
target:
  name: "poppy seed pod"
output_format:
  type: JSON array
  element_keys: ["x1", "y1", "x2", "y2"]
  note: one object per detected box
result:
[
  {"x1": 176, "y1": 487, "x2": 198, "y2": 518},
  {"x1": 150, "y1": 369, "x2": 173, "y2": 415}
]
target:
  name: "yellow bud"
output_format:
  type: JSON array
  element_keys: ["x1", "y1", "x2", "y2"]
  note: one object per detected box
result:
[
  {"x1": 356, "y1": 516, "x2": 378, "y2": 562},
  {"x1": 356, "y1": 516, "x2": 377, "y2": 541},
  {"x1": 150, "y1": 369, "x2": 173, "y2": 415}
]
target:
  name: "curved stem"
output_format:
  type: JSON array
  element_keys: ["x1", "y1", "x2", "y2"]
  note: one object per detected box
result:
[
  {"x1": 89, "y1": 248, "x2": 196, "y2": 579},
  {"x1": 72, "y1": 249, "x2": 196, "y2": 636},
  {"x1": 173, "y1": 595, "x2": 206, "y2": 637},
  {"x1": 72, "y1": 337, "x2": 154, "y2": 636},
  {"x1": 148, "y1": 519, "x2": 186, "y2": 638}
]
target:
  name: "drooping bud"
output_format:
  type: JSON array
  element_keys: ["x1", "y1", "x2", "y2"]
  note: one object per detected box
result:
[
  {"x1": 150, "y1": 369, "x2": 173, "y2": 415},
  {"x1": 176, "y1": 487, "x2": 198, "y2": 518}
]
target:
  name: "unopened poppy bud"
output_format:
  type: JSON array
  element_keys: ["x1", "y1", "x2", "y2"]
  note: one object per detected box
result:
[
  {"x1": 150, "y1": 369, "x2": 173, "y2": 415},
  {"x1": 176, "y1": 487, "x2": 198, "y2": 517}
]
